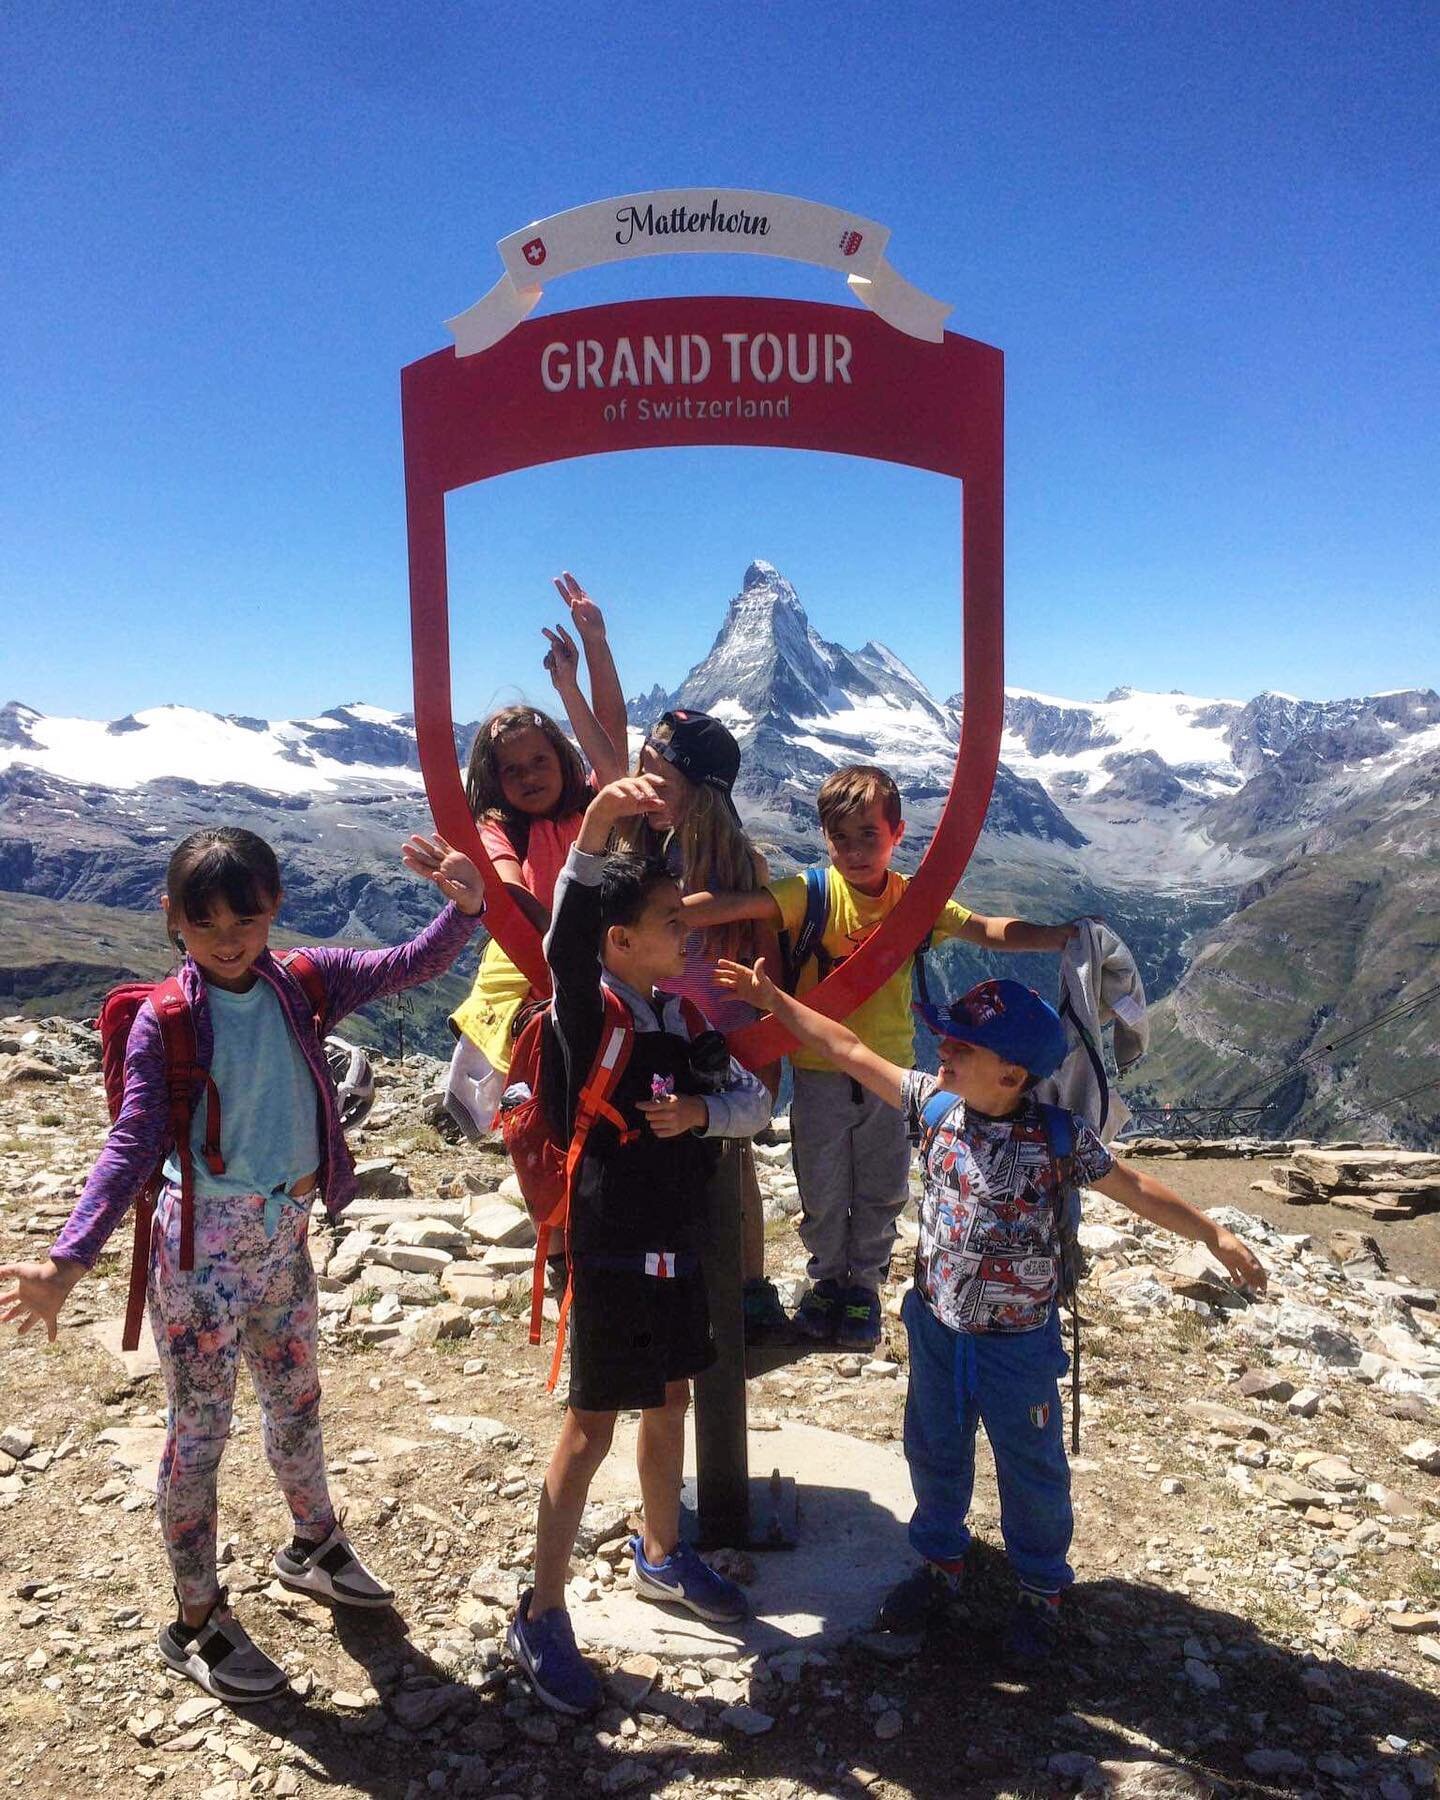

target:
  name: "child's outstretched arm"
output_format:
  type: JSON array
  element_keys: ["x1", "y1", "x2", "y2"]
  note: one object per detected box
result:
[
  {"x1": 683, "y1": 889, "x2": 785, "y2": 929},
  {"x1": 716, "y1": 956, "x2": 906, "y2": 1108},
  {"x1": 4, "y1": 1000, "x2": 179, "y2": 1336},
  {"x1": 299, "y1": 835, "x2": 485, "y2": 1025},
  {"x1": 542, "y1": 620, "x2": 626, "y2": 786},
  {"x1": 1091, "y1": 1159, "x2": 1268, "y2": 1293},
  {"x1": 555, "y1": 571, "x2": 630, "y2": 777},
  {"x1": 958, "y1": 912, "x2": 1083, "y2": 952}
]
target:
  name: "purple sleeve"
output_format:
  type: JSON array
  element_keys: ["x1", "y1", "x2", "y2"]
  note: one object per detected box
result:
[
  {"x1": 300, "y1": 903, "x2": 483, "y2": 1027},
  {"x1": 50, "y1": 1004, "x2": 172, "y2": 1270}
]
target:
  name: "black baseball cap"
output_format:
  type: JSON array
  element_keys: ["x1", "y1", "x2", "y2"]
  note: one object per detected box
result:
[{"x1": 647, "y1": 710, "x2": 743, "y2": 822}]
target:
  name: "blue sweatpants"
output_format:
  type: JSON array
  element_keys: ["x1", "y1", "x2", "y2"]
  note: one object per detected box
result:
[{"x1": 901, "y1": 1286, "x2": 1074, "y2": 1593}]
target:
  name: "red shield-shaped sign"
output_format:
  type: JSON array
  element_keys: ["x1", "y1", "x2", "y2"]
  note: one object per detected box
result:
[
  {"x1": 838, "y1": 230, "x2": 864, "y2": 257},
  {"x1": 522, "y1": 237, "x2": 547, "y2": 266},
  {"x1": 402, "y1": 295, "x2": 1004, "y2": 1068}
]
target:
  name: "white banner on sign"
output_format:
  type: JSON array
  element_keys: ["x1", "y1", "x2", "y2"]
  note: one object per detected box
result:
[{"x1": 445, "y1": 189, "x2": 951, "y2": 356}]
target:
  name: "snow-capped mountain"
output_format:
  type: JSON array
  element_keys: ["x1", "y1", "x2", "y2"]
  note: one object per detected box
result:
[
  {"x1": 993, "y1": 682, "x2": 1440, "y2": 830},
  {"x1": 0, "y1": 700, "x2": 433, "y2": 794},
  {"x1": 2, "y1": 560, "x2": 1436, "y2": 1141},
  {"x1": 629, "y1": 560, "x2": 1082, "y2": 862}
]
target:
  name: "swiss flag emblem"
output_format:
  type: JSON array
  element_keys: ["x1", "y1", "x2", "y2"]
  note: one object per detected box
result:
[
  {"x1": 838, "y1": 230, "x2": 863, "y2": 257},
  {"x1": 522, "y1": 237, "x2": 547, "y2": 267}
]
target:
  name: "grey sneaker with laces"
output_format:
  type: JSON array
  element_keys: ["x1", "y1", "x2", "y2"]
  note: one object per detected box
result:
[{"x1": 157, "y1": 1590, "x2": 288, "y2": 1701}]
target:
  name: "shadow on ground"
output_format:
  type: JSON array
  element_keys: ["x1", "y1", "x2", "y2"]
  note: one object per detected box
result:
[{"x1": 187, "y1": 1537, "x2": 1440, "y2": 1799}]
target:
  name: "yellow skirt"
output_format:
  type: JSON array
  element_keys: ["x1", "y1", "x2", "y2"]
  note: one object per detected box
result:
[{"x1": 449, "y1": 936, "x2": 534, "y2": 1074}]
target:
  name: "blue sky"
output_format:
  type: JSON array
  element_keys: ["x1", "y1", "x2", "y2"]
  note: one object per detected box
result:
[{"x1": 4, "y1": 0, "x2": 1436, "y2": 724}]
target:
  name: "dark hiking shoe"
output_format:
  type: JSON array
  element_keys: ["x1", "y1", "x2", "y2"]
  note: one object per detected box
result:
[
  {"x1": 791, "y1": 1278, "x2": 845, "y2": 1342},
  {"x1": 157, "y1": 1590, "x2": 288, "y2": 1701},
  {"x1": 836, "y1": 1285, "x2": 883, "y2": 1350},
  {"x1": 875, "y1": 1559, "x2": 965, "y2": 1633},
  {"x1": 743, "y1": 1277, "x2": 790, "y2": 1345},
  {"x1": 1003, "y1": 1587, "x2": 1062, "y2": 1666}
]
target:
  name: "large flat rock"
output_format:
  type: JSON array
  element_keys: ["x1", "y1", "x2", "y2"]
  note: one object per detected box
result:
[
  {"x1": 575, "y1": 1419, "x2": 915, "y2": 1660},
  {"x1": 89, "y1": 1316, "x2": 161, "y2": 1380}
]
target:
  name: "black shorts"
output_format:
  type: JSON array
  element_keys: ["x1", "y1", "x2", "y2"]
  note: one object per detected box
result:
[{"x1": 566, "y1": 1260, "x2": 715, "y2": 1414}]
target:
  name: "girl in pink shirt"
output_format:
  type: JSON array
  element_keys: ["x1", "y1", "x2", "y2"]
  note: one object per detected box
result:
[{"x1": 448, "y1": 576, "x2": 628, "y2": 1116}]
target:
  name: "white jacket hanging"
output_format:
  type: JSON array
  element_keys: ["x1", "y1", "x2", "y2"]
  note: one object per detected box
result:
[{"x1": 1035, "y1": 918, "x2": 1148, "y2": 1142}]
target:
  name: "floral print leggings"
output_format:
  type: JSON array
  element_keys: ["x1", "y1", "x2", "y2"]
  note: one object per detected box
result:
[{"x1": 148, "y1": 1186, "x2": 336, "y2": 1610}]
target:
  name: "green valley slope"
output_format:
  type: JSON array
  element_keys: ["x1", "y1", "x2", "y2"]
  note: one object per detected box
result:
[{"x1": 1130, "y1": 749, "x2": 1440, "y2": 1145}]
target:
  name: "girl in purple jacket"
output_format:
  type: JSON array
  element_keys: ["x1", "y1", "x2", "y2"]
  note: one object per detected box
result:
[{"x1": 0, "y1": 825, "x2": 485, "y2": 1702}]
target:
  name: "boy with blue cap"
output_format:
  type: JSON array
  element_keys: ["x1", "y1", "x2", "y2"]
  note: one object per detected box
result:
[{"x1": 714, "y1": 962, "x2": 1267, "y2": 1664}]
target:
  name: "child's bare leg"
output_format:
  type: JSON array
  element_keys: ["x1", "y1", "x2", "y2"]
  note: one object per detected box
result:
[
  {"x1": 637, "y1": 1379, "x2": 690, "y2": 1562},
  {"x1": 532, "y1": 1407, "x2": 616, "y2": 1615}
]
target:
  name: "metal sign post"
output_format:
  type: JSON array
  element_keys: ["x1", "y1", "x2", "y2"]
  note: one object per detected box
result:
[{"x1": 692, "y1": 1142, "x2": 751, "y2": 1547}]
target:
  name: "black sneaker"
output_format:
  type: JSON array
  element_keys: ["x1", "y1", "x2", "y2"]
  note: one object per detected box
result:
[
  {"x1": 791, "y1": 1278, "x2": 844, "y2": 1342},
  {"x1": 743, "y1": 1277, "x2": 790, "y2": 1345},
  {"x1": 836, "y1": 1285, "x2": 882, "y2": 1350},
  {"x1": 875, "y1": 1559, "x2": 965, "y2": 1634},
  {"x1": 1003, "y1": 1587, "x2": 1062, "y2": 1666}
]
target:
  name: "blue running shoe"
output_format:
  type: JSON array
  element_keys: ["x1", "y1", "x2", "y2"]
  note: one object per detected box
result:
[
  {"x1": 507, "y1": 1589, "x2": 601, "y2": 1715},
  {"x1": 629, "y1": 1537, "x2": 749, "y2": 1622},
  {"x1": 1002, "y1": 1587, "x2": 1062, "y2": 1667}
]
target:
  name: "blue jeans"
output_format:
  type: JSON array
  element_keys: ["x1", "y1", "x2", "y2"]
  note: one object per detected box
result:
[{"x1": 901, "y1": 1287, "x2": 1074, "y2": 1593}]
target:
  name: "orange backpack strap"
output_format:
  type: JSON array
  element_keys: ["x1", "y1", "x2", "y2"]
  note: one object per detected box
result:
[
  {"x1": 541, "y1": 988, "x2": 636, "y2": 1389},
  {"x1": 122, "y1": 978, "x2": 219, "y2": 1351}
]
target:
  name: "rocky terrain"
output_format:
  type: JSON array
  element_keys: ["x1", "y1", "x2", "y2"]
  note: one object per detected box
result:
[{"x1": 3, "y1": 1016, "x2": 1440, "y2": 1799}]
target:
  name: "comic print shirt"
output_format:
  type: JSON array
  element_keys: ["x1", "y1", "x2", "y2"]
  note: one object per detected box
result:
[{"x1": 900, "y1": 1072, "x2": 1114, "y2": 1335}]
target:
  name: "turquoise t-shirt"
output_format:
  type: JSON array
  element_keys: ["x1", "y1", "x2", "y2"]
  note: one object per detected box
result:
[{"x1": 163, "y1": 979, "x2": 320, "y2": 1206}]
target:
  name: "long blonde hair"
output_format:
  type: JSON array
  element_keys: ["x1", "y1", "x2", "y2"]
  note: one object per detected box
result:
[{"x1": 614, "y1": 731, "x2": 767, "y2": 962}]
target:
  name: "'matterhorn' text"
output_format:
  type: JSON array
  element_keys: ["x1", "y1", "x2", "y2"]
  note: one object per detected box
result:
[{"x1": 614, "y1": 200, "x2": 770, "y2": 244}]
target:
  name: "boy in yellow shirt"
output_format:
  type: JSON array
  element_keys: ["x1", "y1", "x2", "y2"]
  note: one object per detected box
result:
[{"x1": 684, "y1": 765, "x2": 1079, "y2": 1348}]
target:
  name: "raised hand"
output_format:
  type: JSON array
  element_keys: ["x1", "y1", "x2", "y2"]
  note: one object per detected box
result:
[
  {"x1": 553, "y1": 571, "x2": 607, "y2": 644},
  {"x1": 714, "y1": 955, "x2": 780, "y2": 1013},
  {"x1": 0, "y1": 1258, "x2": 84, "y2": 1343},
  {"x1": 401, "y1": 834, "x2": 486, "y2": 916},
  {"x1": 542, "y1": 622, "x2": 581, "y2": 690},
  {"x1": 578, "y1": 776, "x2": 668, "y2": 853},
  {"x1": 591, "y1": 776, "x2": 666, "y2": 824}
]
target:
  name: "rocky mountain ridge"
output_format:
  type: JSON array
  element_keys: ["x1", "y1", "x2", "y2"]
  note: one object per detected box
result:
[{"x1": 1, "y1": 560, "x2": 1436, "y2": 1141}]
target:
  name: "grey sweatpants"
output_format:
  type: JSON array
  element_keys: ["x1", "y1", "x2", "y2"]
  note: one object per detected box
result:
[{"x1": 790, "y1": 1067, "x2": 912, "y2": 1290}]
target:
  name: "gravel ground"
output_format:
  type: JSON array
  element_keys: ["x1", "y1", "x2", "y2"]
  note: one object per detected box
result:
[{"x1": 3, "y1": 1029, "x2": 1440, "y2": 1800}]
